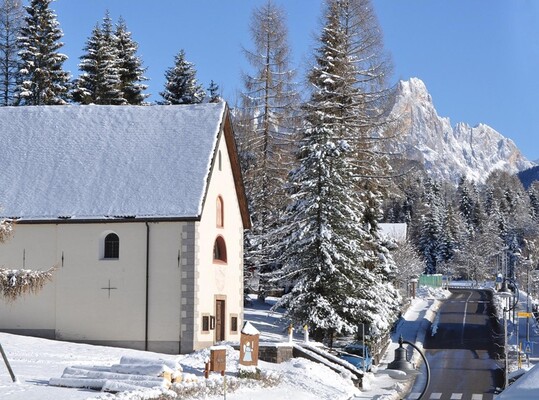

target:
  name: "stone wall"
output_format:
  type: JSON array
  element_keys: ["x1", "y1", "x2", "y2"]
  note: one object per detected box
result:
[{"x1": 257, "y1": 344, "x2": 294, "y2": 364}]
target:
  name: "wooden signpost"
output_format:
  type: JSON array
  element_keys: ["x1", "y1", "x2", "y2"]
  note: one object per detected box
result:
[{"x1": 239, "y1": 321, "x2": 260, "y2": 367}]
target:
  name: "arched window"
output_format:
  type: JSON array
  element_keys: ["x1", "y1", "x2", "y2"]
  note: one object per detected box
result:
[
  {"x1": 213, "y1": 236, "x2": 227, "y2": 263},
  {"x1": 216, "y1": 196, "x2": 224, "y2": 228},
  {"x1": 104, "y1": 233, "x2": 120, "y2": 259}
]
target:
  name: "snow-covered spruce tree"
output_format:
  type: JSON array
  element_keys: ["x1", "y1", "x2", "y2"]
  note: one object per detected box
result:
[
  {"x1": 529, "y1": 183, "x2": 539, "y2": 223},
  {"x1": 115, "y1": 17, "x2": 148, "y2": 105},
  {"x1": 416, "y1": 178, "x2": 460, "y2": 274},
  {"x1": 381, "y1": 166, "x2": 426, "y2": 225},
  {"x1": 336, "y1": 0, "x2": 401, "y2": 335},
  {"x1": 486, "y1": 170, "x2": 532, "y2": 232},
  {"x1": 273, "y1": 0, "x2": 399, "y2": 342},
  {"x1": 485, "y1": 170, "x2": 534, "y2": 259},
  {"x1": 15, "y1": 0, "x2": 69, "y2": 105},
  {"x1": 335, "y1": 0, "x2": 401, "y2": 310},
  {"x1": 72, "y1": 12, "x2": 124, "y2": 105},
  {"x1": 236, "y1": 0, "x2": 300, "y2": 299},
  {"x1": 207, "y1": 79, "x2": 220, "y2": 102},
  {"x1": 0, "y1": 0, "x2": 23, "y2": 106},
  {"x1": 457, "y1": 176, "x2": 486, "y2": 238},
  {"x1": 159, "y1": 49, "x2": 205, "y2": 105},
  {"x1": 457, "y1": 176, "x2": 474, "y2": 233}
]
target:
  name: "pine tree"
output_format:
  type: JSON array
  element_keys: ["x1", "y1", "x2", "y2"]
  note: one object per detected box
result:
[
  {"x1": 16, "y1": 0, "x2": 69, "y2": 105},
  {"x1": 458, "y1": 176, "x2": 474, "y2": 233},
  {"x1": 207, "y1": 79, "x2": 220, "y2": 102},
  {"x1": 72, "y1": 12, "x2": 124, "y2": 105},
  {"x1": 236, "y1": 0, "x2": 299, "y2": 300},
  {"x1": 486, "y1": 169, "x2": 532, "y2": 255},
  {"x1": 115, "y1": 17, "x2": 148, "y2": 105},
  {"x1": 0, "y1": 0, "x2": 23, "y2": 106},
  {"x1": 438, "y1": 204, "x2": 461, "y2": 266},
  {"x1": 417, "y1": 179, "x2": 445, "y2": 274},
  {"x1": 273, "y1": 0, "x2": 399, "y2": 341},
  {"x1": 338, "y1": 0, "x2": 400, "y2": 315},
  {"x1": 160, "y1": 49, "x2": 205, "y2": 105},
  {"x1": 529, "y1": 184, "x2": 539, "y2": 222},
  {"x1": 336, "y1": 0, "x2": 394, "y2": 162}
]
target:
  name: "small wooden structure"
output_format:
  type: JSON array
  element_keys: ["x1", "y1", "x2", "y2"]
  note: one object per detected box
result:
[
  {"x1": 239, "y1": 322, "x2": 260, "y2": 367},
  {"x1": 205, "y1": 345, "x2": 227, "y2": 377}
]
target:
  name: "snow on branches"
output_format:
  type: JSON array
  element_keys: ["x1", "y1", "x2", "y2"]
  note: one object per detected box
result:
[
  {"x1": 0, "y1": 219, "x2": 13, "y2": 243},
  {"x1": 0, "y1": 267, "x2": 55, "y2": 301}
]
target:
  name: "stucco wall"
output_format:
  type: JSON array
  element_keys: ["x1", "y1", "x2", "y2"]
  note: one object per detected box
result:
[
  {"x1": 0, "y1": 221, "x2": 186, "y2": 353},
  {"x1": 0, "y1": 224, "x2": 58, "y2": 337},
  {"x1": 195, "y1": 132, "x2": 244, "y2": 349}
]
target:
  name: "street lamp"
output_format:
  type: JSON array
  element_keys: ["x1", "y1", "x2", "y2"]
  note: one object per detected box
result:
[
  {"x1": 388, "y1": 335, "x2": 431, "y2": 400},
  {"x1": 498, "y1": 278, "x2": 519, "y2": 389},
  {"x1": 524, "y1": 257, "x2": 532, "y2": 343}
]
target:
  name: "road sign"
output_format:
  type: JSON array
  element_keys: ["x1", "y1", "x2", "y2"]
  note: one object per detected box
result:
[
  {"x1": 517, "y1": 312, "x2": 532, "y2": 318},
  {"x1": 523, "y1": 341, "x2": 533, "y2": 355}
]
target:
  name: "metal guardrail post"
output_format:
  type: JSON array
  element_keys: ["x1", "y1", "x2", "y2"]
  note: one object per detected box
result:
[{"x1": 0, "y1": 343, "x2": 16, "y2": 382}]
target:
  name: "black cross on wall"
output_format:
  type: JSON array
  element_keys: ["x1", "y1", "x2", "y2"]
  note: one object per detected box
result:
[{"x1": 101, "y1": 279, "x2": 118, "y2": 299}]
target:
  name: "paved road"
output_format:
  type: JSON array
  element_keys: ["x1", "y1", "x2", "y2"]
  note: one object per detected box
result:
[{"x1": 407, "y1": 289, "x2": 504, "y2": 400}]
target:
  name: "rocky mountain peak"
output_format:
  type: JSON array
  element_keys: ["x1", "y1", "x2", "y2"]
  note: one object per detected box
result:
[
  {"x1": 387, "y1": 78, "x2": 533, "y2": 183},
  {"x1": 396, "y1": 77, "x2": 433, "y2": 104}
]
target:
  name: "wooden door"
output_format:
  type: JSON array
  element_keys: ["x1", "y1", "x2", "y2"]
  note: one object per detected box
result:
[{"x1": 215, "y1": 299, "x2": 226, "y2": 342}]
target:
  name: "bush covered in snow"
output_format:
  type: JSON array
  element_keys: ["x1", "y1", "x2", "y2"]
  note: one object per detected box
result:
[
  {"x1": 0, "y1": 267, "x2": 55, "y2": 301},
  {"x1": 169, "y1": 371, "x2": 280, "y2": 398},
  {"x1": 93, "y1": 371, "x2": 281, "y2": 400}
]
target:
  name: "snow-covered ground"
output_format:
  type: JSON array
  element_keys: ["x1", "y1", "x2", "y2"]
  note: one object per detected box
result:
[{"x1": 0, "y1": 286, "x2": 451, "y2": 400}]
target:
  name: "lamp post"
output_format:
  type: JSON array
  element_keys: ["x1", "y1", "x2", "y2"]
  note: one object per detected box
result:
[
  {"x1": 526, "y1": 257, "x2": 532, "y2": 343},
  {"x1": 498, "y1": 278, "x2": 519, "y2": 389},
  {"x1": 388, "y1": 335, "x2": 431, "y2": 400}
]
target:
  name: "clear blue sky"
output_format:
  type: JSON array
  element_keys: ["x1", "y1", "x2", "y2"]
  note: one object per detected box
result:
[{"x1": 52, "y1": 0, "x2": 539, "y2": 161}]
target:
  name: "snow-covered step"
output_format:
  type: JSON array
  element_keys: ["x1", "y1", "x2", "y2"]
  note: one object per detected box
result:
[
  {"x1": 119, "y1": 355, "x2": 182, "y2": 371},
  {"x1": 48, "y1": 377, "x2": 106, "y2": 390},
  {"x1": 62, "y1": 367, "x2": 168, "y2": 383},
  {"x1": 111, "y1": 363, "x2": 174, "y2": 381},
  {"x1": 48, "y1": 355, "x2": 183, "y2": 392},
  {"x1": 49, "y1": 376, "x2": 170, "y2": 391}
]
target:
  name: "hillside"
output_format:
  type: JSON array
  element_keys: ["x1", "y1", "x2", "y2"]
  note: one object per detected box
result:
[{"x1": 518, "y1": 165, "x2": 539, "y2": 188}]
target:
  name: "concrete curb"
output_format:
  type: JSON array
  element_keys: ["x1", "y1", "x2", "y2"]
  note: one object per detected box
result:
[
  {"x1": 356, "y1": 297, "x2": 445, "y2": 400},
  {"x1": 395, "y1": 298, "x2": 443, "y2": 399},
  {"x1": 413, "y1": 299, "x2": 442, "y2": 359}
]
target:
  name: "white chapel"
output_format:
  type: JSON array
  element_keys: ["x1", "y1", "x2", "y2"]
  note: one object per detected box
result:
[{"x1": 0, "y1": 101, "x2": 250, "y2": 354}]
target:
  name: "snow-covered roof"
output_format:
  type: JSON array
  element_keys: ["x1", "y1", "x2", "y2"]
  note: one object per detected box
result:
[
  {"x1": 241, "y1": 321, "x2": 260, "y2": 336},
  {"x1": 0, "y1": 103, "x2": 228, "y2": 221},
  {"x1": 495, "y1": 362, "x2": 539, "y2": 399}
]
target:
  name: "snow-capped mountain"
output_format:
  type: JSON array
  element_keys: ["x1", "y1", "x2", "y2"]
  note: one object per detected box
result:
[{"x1": 387, "y1": 78, "x2": 533, "y2": 183}]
